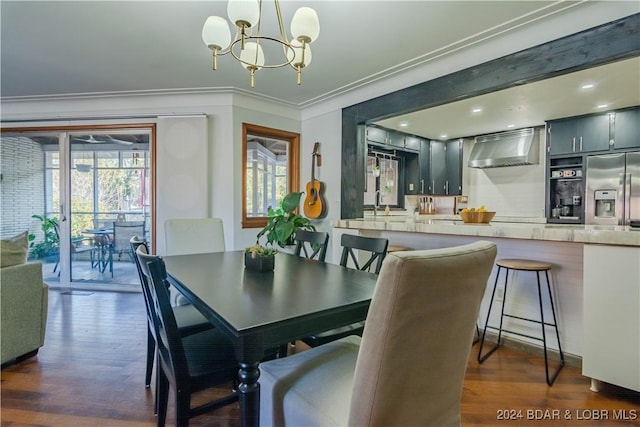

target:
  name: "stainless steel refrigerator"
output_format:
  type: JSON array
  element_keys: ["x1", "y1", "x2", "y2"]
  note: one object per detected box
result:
[{"x1": 585, "y1": 152, "x2": 640, "y2": 225}]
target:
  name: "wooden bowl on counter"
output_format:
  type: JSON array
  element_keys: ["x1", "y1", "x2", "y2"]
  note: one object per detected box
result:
[{"x1": 459, "y1": 211, "x2": 496, "y2": 224}]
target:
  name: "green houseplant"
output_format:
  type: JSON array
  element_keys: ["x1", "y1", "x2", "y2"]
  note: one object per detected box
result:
[
  {"x1": 28, "y1": 215, "x2": 60, "y2": 260},
  {"x1": 256, "y1": 192, "x2": 315, "y2": 248}
]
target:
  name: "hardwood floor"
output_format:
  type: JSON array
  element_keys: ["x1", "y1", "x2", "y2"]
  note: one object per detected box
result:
[{"x1": 2, "y1": 289, "x2": 638, "y2": 426}]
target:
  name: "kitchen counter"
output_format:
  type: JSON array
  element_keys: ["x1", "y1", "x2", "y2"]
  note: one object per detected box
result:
[{"x1": 332, "y1": 216, "x2": 640, "y2": 247}]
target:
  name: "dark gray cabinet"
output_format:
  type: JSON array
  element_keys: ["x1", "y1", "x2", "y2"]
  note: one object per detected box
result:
[
  {"x1": 419, "y1": 139, "x2": 431, "y2": 194},
  {"x1": 548, "y1": 115, "x2": 609, "y2": 155},
  {"x1": 366, "y1": 126, "x2": 388, "y2": 144},
  {"x1": 613, "y1": 108, "x2": 640, "y2": 150},
  {"x1": 430, "y1": 140, "x2": 462, "y2": 195},
  {"x1": 404, "y1": 136, "x2": 421, "y2": 152},
  {"x1": 430, "y1": 141, "x2": 447, "y2": 195},
  {"x1": 445, "y1": 140, "x2": 462, "y2": 195},
  {"x1": 387, "y1": 131, "x2": 405, "y2": 148}
]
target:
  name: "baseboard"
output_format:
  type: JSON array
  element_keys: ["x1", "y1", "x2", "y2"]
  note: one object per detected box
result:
[{"x1": 479, "y1": 330, "x2": 581, "y2": 369}]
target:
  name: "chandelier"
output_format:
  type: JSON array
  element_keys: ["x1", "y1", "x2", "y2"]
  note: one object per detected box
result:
[{"x1": 202, "y1": 0, "x2": 320, "y2": 88}]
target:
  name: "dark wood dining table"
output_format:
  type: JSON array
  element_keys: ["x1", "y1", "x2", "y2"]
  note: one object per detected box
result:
[{"x1": 163, "y1": 250, "x2": 378, "y2": 427}]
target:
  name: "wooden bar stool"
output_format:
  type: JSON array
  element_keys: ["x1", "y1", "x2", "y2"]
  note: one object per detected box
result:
[{"x1": 477, "y1": 258, "x2": 565, "y2": 385}]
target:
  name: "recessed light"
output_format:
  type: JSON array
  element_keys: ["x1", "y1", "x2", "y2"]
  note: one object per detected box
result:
[
  {"x1": 399, "y1": 122, "x2": 408, "y2": 127},
  {"x1": 440, "y1": 134, "x2": 448, "y2": 139},
  {"x1": 472, "y1": 108, "x2": 483, "y2": 113},
  {"x1": 597, "y1": 104, "x2": 609, "y2": 109},
  {"x1": 581, "y1": 83, "x2": 595, "y2": 89},
  {"x1": 507, "y1": 124, "x2": 515, "y2": 128}
]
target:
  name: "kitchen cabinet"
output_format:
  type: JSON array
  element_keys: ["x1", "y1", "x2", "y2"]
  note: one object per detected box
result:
[
  {"x1": 445, "y1": 139, "x2": 462, "y2": 195},
  {"x1": 419, "y1": 139, "x2": 431, "y2": 194},
  {"x1": 430, "y1": 140, "x2": 462, "y2": 195},
  {"x1": 366, "y1": 126, "x2": 388, "y2": 145},
  {"x1": 404, "y1": 136, "x2": 421, "y2": 152},
  {"x1": 613, "y1": 108, "x2": 640, "y2": 150},
  {"x1": 583, "y1": 245, "x2": 640, "y2": 392},
  {"x1": 548, "y1": 115, "x2": 609, "y2": 155},
  {"x1": 387, "y1": 131, "x2": 406, "y2": 148}
]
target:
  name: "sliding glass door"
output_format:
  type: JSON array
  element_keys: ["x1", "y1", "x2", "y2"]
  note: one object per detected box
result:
[{"x1": 0, "y1": 128, "x2": 152, "y2": 289}]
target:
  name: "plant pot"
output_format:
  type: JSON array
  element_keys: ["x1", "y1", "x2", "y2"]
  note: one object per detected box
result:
[{"x1": 244, "y1": 252, "x2": 275, "y2": 272}]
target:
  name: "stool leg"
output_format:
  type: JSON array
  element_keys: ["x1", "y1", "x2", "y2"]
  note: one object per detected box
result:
[
  {"x1": 538, "y1": 270, "x2": 565, "y2": 385},
  {"x1": 478, "y1": 266, "x2": 508, "y2": 363}
]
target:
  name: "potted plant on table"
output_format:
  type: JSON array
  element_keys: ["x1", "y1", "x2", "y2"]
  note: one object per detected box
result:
[
  {"x1": 245, "y1": 192, "x2": 315, "y2": 271},
  {"x1": 256, "y1": 191, "x2": 315, "y2": 248},
  {"x1": 244, "y1": 244, "x2": 278, "y2": 272}
]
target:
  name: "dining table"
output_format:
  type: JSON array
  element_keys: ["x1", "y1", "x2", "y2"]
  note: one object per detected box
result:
[{"x1": 163, "y1": 250, "x2": 378, "y2": 427}]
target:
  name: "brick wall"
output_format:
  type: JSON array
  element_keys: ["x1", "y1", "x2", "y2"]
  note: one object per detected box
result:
[{"x1": 1, "y1": 136, "x2": 46, "y2": 240}]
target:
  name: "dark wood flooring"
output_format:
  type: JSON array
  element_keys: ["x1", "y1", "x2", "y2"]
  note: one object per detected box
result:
[{"x1": 1, "y1": 289, "x2": 638, "y2": 426}]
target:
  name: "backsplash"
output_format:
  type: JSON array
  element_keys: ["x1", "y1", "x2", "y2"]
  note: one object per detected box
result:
[{"x1": 462, "y1": 128, "x2": 547, "y2": 218}]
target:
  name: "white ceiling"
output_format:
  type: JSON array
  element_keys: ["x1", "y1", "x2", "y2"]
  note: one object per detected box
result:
[{"x1": 1, "y1": 1, "x2": 639, "y2": 139}]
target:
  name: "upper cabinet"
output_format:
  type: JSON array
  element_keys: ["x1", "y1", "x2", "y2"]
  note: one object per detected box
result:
[
  {"x1": 547, "y1": 115, "x2": 610, "y2": 155},
  {"x1": 547, "y1": 107, "x2": 640, "y2": 156},
  {"x1": 366, "y1": 126, "x2": 388, "y2": 145},
  {"x1": 613, "y1": 108, "x2": 640, "y2": 150},
  {"x1": 430, "y1": 140, "x2": 462, "y2": 195}
]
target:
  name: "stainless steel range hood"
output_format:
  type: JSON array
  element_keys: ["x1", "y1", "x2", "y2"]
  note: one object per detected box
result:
[{"x1": 468, "y1": 128, "x2": 538, "y2": 168}]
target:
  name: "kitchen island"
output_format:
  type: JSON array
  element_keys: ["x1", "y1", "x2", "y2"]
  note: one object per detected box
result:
[{"x1": 331, "y1": 216, "x2": 640, "y2": 392}]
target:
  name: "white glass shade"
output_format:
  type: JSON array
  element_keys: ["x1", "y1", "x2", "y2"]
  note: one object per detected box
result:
[
  {"x1": 227, "y1": 0, "x2": 260, "y2": 28},
  {"x1": 240, "y1": 42, "x2": 265, "y2": 69},
  {"x1": 202, "y1": 16, "x2": 231, "y2": 50},
  {"x1": 290, "y1": 7, "x2": 319, "y2": 43},
  {"x1": 287, "y1": 39, "x2": 312, "y2": 67}
]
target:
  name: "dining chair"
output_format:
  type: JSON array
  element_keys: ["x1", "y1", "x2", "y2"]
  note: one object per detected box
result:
[
  {"x1": 340, "y1": 233, "x2": 389, "y2": 274},
  {"x1": 293, "y1": 229, "x2": 329, "y2": 262},
  {"x1": 259, "y1": 241, "x2": 498, "y2": 427},
  {"x1": 301, "y1": 234, "x2": 389, "y2": 348},
  {"x1": 164, "y1": 218, "x2": 225, "y2": 256},
  {"x1": 101, "y1": 220, "x2": 144, "y2": 277},
  {"x1": 135, "y1": 247, "x2": 239, "y2": 427},
  {"x1": 129, "y1": 236, "x2": 214, "y2": 414}
]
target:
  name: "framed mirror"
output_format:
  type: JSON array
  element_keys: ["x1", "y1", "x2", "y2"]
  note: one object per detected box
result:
[{"x1": 242, "y1": 123, "x2": 300, "y2": 228}]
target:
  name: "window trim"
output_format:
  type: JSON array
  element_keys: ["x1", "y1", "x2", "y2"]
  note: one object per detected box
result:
[{"x1": 241, "y1": 123, "x2": 300, "y2": 229}]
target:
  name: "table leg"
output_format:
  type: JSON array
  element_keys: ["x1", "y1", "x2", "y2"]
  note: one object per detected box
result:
[{"x1": 238, "y1": 361, "x2": 260, "y2": 427}]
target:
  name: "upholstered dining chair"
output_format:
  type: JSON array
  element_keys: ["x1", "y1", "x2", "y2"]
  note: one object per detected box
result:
[
  {"x1": 129, "y1": 236, "x2": 214, "y2": 414},
  {"x1": 259, "y1": 241, "x2": 497, "y2": 427},
  {"x1": 301, "y1": 234, "x2": 389, "y2": 348},
  {"x1": 293, "y1": 229, "x2": 329, "y2": 262},
  {"x1": 136, "y1": 247, "x2": 238, "y2": 427},
  {"x1": 164, "y1": 218, "x2": 225, "y2": 256}
]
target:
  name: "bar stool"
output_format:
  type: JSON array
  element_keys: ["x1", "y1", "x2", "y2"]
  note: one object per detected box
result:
[{"x1": 477, "y1": 258, "x2": 565, "y2": 385}]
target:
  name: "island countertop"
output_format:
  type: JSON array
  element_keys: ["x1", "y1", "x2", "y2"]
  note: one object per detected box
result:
[{"x1": 332, "y1": 216, "x2": 640, "y2": 247}]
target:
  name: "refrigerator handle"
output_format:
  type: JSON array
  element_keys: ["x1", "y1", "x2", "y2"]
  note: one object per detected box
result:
[
  {"x1": 572, "y1": 137, "x2": 576, "y2": 152},
  {"x1": 624, "y1": 173, "x2": 631, "y2": 225}
]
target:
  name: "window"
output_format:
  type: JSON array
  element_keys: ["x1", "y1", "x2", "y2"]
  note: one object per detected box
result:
[
  {"x1": 364, "y1": 154, "x2": 399, "y2": 207},
  {"x1": 242, "y1": 123, "x2": 299, "y2": 228}
]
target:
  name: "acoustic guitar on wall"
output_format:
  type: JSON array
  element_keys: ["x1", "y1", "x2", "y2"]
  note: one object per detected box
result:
[{"x1": 304, "y1": 142, "x2": 327, "y2": 219}]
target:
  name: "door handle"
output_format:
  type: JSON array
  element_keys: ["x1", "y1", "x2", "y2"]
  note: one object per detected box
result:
[
  {"x1": 572, "y1": 137, "x2": 576, "y2": 152},
  {"x1": 60, "y1": 204, "x2": 67, "y2": 222},
  {"x1": 579, "y1": 136, "x2": 583, "y2": 151}
]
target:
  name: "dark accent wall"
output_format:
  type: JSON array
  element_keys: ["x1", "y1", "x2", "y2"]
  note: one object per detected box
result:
[{"x1": 341, "y1": 13, "x2": 640, "y2": 219}]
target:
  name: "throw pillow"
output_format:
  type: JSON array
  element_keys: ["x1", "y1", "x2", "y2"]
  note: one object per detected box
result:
[{"x1": 1, "y1": 231, "x2": 29, "y2": 268}]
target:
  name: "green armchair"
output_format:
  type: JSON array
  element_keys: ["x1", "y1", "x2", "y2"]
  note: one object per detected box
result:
[{"x1": 1, "y1": 262, "x2": 48, "y2": 365}]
